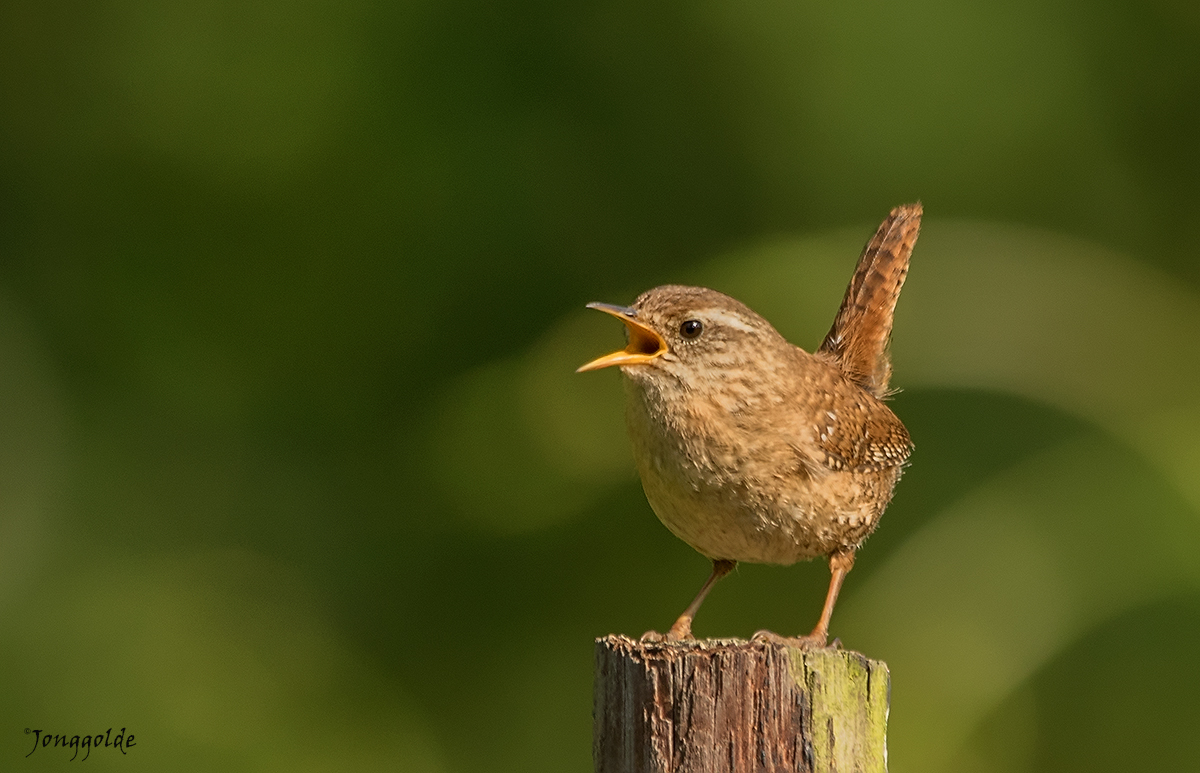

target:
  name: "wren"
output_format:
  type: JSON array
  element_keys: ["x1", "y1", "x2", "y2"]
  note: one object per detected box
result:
[{"x1": 578, "y1": 204, "x2": 920, "y2": 646}]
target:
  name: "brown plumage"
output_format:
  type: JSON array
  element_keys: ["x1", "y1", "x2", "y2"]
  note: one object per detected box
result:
[
  {"x1": 819, "y1": 202, "x2": 921, "y2": 398},
  {"x1": 578, "y1": 204, "x2": 921, "y2": 646}
]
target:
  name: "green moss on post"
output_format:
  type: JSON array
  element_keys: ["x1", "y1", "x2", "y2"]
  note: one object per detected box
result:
[
  {"x1": 594, "y1": 635, "x2": 889, "y2": 773},
  {"x1": 789, "y1": 648, "x2": 890, "y2": 772}
]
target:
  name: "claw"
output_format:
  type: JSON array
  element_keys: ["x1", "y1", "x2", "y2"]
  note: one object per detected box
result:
[
  {"x1": 641, "y1": 626, "x2": 694, "y2": 642},
  {"x1": 751, "y1": 629, "x2": 789, "y2": 645},
  {"x1": 751, "y1": 629, "x2": 830, "y2": 649}
]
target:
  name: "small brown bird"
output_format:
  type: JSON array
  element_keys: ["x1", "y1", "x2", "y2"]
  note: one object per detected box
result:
[{"x1": 577, "y1": 204, "x2": 920, "y2": 646}]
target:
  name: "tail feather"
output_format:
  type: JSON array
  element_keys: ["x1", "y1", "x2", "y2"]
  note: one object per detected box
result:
[{"x1": 818, "y1": 203, "x2": 922, "y2": 398}]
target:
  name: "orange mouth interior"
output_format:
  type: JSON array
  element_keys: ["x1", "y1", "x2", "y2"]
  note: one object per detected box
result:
[{"x1": 576, "y1": 304, "x2": 667, "y2": 372}]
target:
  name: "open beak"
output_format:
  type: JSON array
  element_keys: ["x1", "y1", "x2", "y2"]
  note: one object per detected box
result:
[{"x1": 576, "y1": 302, "x2": 668, "y2": 372}]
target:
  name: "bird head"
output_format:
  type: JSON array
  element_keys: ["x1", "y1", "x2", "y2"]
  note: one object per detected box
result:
[{"x1": 577, "y1": 285, "x2": 787, "y2": 380}]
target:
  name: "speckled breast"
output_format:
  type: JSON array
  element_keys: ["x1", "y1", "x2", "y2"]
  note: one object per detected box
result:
[{"x1": 622, "y1": 377, "x2": 891, "y2": 565}]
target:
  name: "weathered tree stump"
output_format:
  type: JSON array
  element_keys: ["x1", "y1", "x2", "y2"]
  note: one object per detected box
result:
[{"x1": 594, "y1": 635, "x2": 889, "y2": 773}]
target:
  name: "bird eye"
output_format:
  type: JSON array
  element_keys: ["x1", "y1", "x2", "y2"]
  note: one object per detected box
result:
[{"x1": 680, "y1": 319, "x2": 703, "y2": 339}]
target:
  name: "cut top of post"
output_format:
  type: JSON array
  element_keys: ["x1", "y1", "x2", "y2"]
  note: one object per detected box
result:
[{"x1": 593, "y1": 635, "x2": 889, "y2": 773}]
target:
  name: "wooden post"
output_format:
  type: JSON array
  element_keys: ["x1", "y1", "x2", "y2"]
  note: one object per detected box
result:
[{"x1": 594, "y1": 635, "x2": 889, "y2": 773}]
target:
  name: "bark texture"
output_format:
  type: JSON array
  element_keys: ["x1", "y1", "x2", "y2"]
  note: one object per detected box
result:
[{"x1": 594, "y1": 635, "x2": 888, "y2": 773}]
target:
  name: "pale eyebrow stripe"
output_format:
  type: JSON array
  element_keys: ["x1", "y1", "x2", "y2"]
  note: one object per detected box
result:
[{"x1": 697, "y1": 308, "x2": 758, "y2": 334}]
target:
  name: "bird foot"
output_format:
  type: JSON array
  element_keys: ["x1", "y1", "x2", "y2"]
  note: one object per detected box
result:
[
  {"x1": 641, "y1": 618, "x2": 695, "y2": 643},
  {"x1": 640, "y1": 629, "x2": 691, "y2": 643},
  {"x1": 751, "y1": 629, "x2": 838, "y2": 650}
]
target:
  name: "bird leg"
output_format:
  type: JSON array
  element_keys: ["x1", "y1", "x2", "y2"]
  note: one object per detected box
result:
[
  {"x1": 753, "y1": 547, "x2": 856, "y2": 648},
  {"x1": 642, "y1": 559, "x2": 736, "y2": 642},
  {"x1": 806, "y1": 547, "x2": 855, "y2": 645}
]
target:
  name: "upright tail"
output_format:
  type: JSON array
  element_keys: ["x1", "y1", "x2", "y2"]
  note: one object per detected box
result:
[{"x1": 817, "y1": 203, "x2": 922, "y2": 398}]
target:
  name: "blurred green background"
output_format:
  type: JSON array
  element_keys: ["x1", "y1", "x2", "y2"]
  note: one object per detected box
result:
[{"x1": 2, "y1": 0, "x2": 1199, "y2": 770}]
